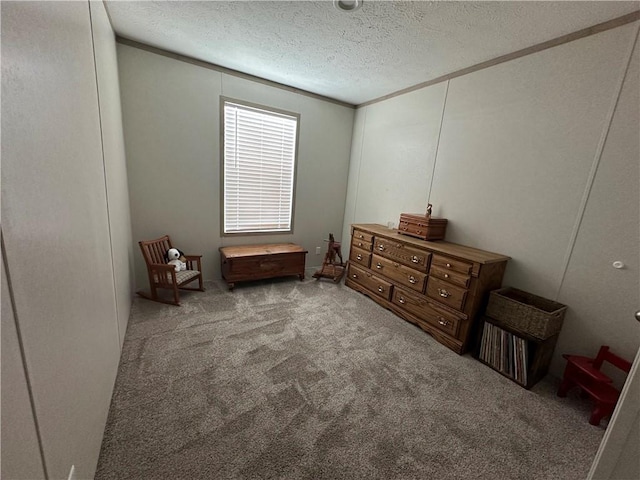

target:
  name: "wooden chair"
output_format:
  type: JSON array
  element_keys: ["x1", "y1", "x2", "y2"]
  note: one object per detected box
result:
[
  {"x1": 137, "y1": 235, "x2": 204, "y2": 306},
  {"x1": 557, "y1": 345, "x2": 632, "y2": 426}
]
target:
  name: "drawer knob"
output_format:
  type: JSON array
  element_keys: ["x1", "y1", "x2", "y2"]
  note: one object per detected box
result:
[
  {"x1": 444, "y1": 273, "x2": 450, "y2": 278},
  {"x1": 358, "y1": 242, "x2": 363, "y2": 247},
  {"x1": 446, "y1": 263, "x2": 452, "y2": 268},
  {"x1": 352, "y1": 274, "x2": 358, "y2": 278},
  {"x1": 396, "y1": 243, "x2": 402, "y2": 248},
  {"x1": 416, "y1": 230, "x2": 422, "y2": 235},
  {"x1": 438, "y1": 288, "x2": 451, "y2": 298},
  {"x1": 402, "y1": 227, "x2": 408, "y2": 231},
  {"x1": 399, "y1": 297, "x2": 406, "y2": 304},
  {"x1": 438, "y1": 318, "x2": 449, "y2": 326},
  {"x1": 378, "y1": 244, "x2": 385, "y2": 251},
  {"x1": 411, "y1": 255, "x2": 420, "y2": 264},
  {"x1": 408, "y1": 275, "x2": 417, "y2": 284},
  {"x1": 376, "y1": 263, "x2": 383, "y2": 269},
  {"x1": 356, "y1": 254, "x2": 362, "y2": 260},
  {"x1": 359, "y1": 234, "x2": 364, "y2": 239},
  {"x1": 378, "y1": 286, "x2": 385, "y2": 293}
]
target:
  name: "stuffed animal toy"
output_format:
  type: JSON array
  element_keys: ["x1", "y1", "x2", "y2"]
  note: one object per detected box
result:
[{"x1": 165, "y1": 248, "x2": 187, "y2": 272}]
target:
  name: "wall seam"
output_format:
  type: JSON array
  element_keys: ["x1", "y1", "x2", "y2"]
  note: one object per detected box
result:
[
  {"x1": 339, "y1": 108, "x2": 357, "y2": 237},
  {"x1": 88, "y1": 0, "x2": 122, "y2": 348},
  {"x1": 554, "y1": 23, "x2": 640, "y2": 301},
  {"x1": 427, "y1": 80, "x2": 450, "y2": 207},
  {"x1": 1, "y1": 232, "x2": 50, "y2": 480},
  {"x1": 352, "y1": 107, "x2": 368, "y2": 225}
]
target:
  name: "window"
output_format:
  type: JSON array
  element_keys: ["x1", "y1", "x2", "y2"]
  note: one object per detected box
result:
[{"x1": 222, "y1": 99, "x2": 299, "y2": 234}]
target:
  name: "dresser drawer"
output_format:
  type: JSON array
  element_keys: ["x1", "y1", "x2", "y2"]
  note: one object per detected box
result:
[
  {"x1": 373, "y1": 237, "x2": 430, "y2": 272},
  {"x1": 420, "y1": 296, "x2": 463, "y2": 337},
  {"x1": 347, "y1": 264, "x2": 392, "y2": 301},
  {"x1": 349, "y1": 246, "x2": 372, "y2": 268},
  {"x1": 352, "y1": 238, "x2": 373, "y2": 251},
  {"x1": 426, "y1": 277, "x2": 468, "y2": 311},
  {"x1": 398, "y1": 220, "x2": 425, "y2": 238},
  {"x1": 371, "y1": 254, "x2": 427, "y2": 293},
  {"x1": 352, "y1": 229, "x2": 373, "y2": 245},
  {"x1": 431, "y1": 254, "x2": 472, "y2": 275},
  {"x1": 430, "y1": 265, "x2": 471, "y2": 288},
  {"x1": 392, "y1": 287, "x2": 461, "y2": 337}
]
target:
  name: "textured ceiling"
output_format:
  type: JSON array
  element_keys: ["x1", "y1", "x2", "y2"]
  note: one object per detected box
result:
[{"x1": 105, "y1": 1, "x2": 639, "y2": 105}]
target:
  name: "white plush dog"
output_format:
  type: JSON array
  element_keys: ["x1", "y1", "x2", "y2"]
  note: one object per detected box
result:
[{"x1": 165, "y1": 248, "x2": 187, "y2": 272}]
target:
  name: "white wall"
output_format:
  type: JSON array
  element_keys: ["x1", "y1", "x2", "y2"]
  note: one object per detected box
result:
[
  {"x1": 90, "y1": 0, "x2": 135, "y2": 346},
  {"x1": 430, "y1": 25, "x2": 637, "y2": 299},
  {"x1": 117, "y1": 44, "x2": 355, "y2": 287},
  {"x1": 118, "y1": 44, "x2": 221, "y2": 288},
  {"x1": 343, "y1": 22, "x2": 640, "y2": 376},
  {"x1": 351, "y1": 84, "x2": 447, "y2": 227},
  {"x1": 1, "y1": 1, "x2": 132, "y2": 478},
  {"x1": 553, "y1": 34, "x2": 640, "y2": 375}
]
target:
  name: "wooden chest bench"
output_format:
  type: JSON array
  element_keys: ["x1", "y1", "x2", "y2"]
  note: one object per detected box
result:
[{"x1": 219, "y1": 243, "x2": 308, "y2": 290}]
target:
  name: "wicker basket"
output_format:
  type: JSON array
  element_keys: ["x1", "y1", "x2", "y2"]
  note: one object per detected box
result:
[{"x1": 486, "y1": 287, "x2": 567, "y2": 340}]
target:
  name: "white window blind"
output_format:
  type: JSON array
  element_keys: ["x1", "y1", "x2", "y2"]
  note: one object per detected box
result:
[{"x1": 223, "y1": 101, "x2": 298, "y2": 234}]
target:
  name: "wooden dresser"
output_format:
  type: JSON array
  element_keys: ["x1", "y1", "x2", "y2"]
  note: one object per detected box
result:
[{"x1": 345, "y1": 224, "x2": 510, "y2": 354}]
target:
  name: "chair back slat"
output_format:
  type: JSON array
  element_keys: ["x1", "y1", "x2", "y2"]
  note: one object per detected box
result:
[
  {"x1": 604, "y1": 350, "x2": 633, "y2": 373},
  {"x1": 139, "y1": 235, "x2": 173, "y2": 265},
  {"x1": 593, "y1": 345, "x2": 632, "y2": 373},
  {"x1": 152, "y1": 241, "x2": 164, "y2": 263},
  {"x1": 592, "y1": 346, "x2": 610, "y2": 370}
]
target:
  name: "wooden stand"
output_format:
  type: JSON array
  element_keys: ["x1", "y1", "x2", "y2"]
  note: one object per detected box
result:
[
  {"x1": 313, "y1": 263, "x2": 345, "y2": 282},
  {"x1": 313, "y1": 233, "x2": 345, "y2": 282},
  {"x1": 474, "y1": 316, "x2": 558, "y2": 389}
]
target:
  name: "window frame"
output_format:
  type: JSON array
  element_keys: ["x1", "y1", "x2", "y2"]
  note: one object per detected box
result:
[{"x1": 219, "y1": 96, "x2": 301, "y2": 236}]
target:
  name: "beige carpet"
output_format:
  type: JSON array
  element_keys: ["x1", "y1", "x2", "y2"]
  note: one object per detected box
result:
[{"x1": 96, "y1": 274, "x2": 604, "y2": 479}]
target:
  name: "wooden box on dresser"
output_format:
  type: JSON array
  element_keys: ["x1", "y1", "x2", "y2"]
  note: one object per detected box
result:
[{"x1": 346, "y1": 224, "x2": 510, "y2": 354}]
